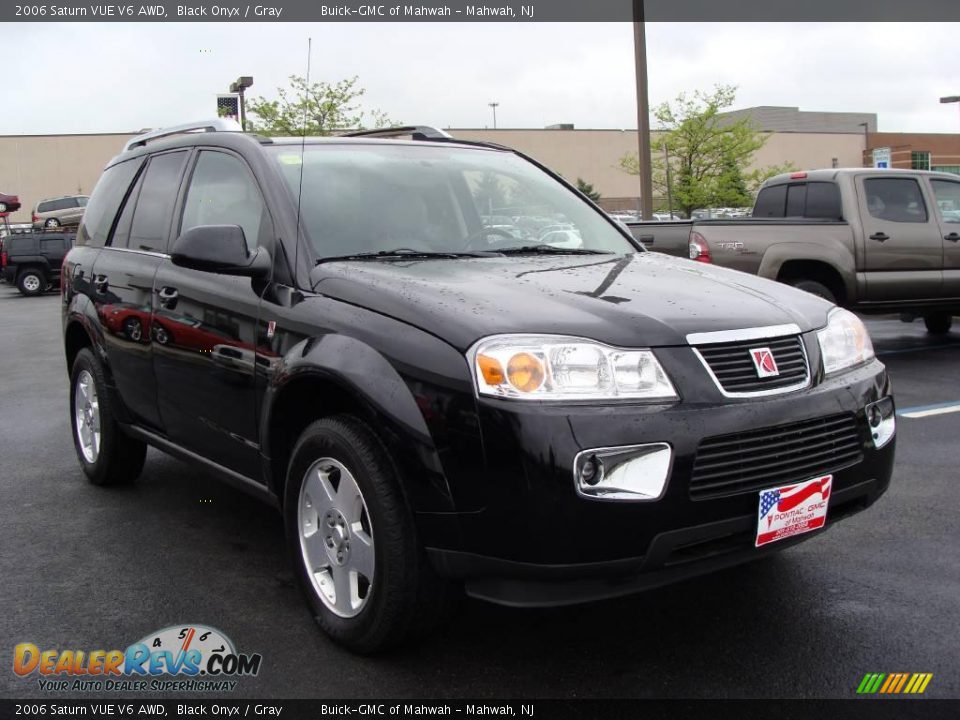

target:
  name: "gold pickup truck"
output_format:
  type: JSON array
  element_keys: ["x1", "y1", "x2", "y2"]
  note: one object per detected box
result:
[{"x1": 626, "y1": 168, "x2": 960, "y2": 334}]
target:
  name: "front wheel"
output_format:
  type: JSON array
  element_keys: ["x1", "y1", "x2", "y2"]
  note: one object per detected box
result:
[
  {"x1": 786, "y1": 279, "x2": 836, "y2": 305},
  {"x1": 17, "y1": 269, "x2": 47, "y2": 296},
  {"x1": 284, "y1": 415, "x2": 454, "y2": 653},
  {"x1": 924, "y1": 313, "x2": 953, "y2": 335},
  {"x1": 70, "y1": 348, "x2": 147, "y2": 485}
]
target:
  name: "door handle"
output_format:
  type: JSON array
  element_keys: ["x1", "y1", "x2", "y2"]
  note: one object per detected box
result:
[
  {"x1": 945, "y1": 232, "x2": 960, "y2": 242},
  {"x1": 157, "y1": 286, "x2": 179, "y2": 309},
  {"x1": 869, "y1": 232, "x2": 889, "y2": 242},
  {"x1": 638, "y1": 234, "x2": 655, "y2": 244},
  {"x1": 93, "y1": 275, "x2": 108, "y2": 293}
]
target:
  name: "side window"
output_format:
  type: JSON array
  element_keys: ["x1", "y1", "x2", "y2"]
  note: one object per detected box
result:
[
  {"x1": 805, "y1": 182, "x2": 843, "y2": 219},
  {"x1": 931, "y1": 180, "x2": 960, "y2": 224},
  {"x1": 128, "y1": 151, "x2": 189, "y2": 253},
  {"x1": 40, "y1": 239, "x2": 61, "y2": 254},
  {"x1": 785, "y1": 184, "x2": 807, "y2": 217},
  {"x1": 37, "y1": 201, "x2": 52, "y2": 214},
  {"x1": 180, "y1": 151, "x2": 267, "y2": 251},
  {"x1": 864, "y1": 178, "x2": 928, "y2": 224},
  {"x1": 753, "y1": 185, "x2": 786, "y2": 218},
  {"x1": 110, "y1": 167, "x2": 146, "y2": 249},
  {"x1": 75, "y1": 158, "x2": 144, "y2": 248}
]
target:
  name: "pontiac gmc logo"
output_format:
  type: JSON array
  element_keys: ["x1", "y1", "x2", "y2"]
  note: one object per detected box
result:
[{"x1": 749, "y1": 347, "x2": 780, "y2": 378}]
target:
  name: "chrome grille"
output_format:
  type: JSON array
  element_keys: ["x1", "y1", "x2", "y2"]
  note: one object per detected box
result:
[{"x1": 695, "y1": 335, "x2": 809, "y2": 395}]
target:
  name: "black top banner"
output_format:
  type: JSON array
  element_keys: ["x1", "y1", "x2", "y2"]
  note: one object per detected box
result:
[{"x1": 4, "y1": 0, "x2": 960, "y2": 22}]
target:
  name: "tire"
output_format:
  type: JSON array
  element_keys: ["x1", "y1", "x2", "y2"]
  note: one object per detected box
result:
[
  {"x1": 153, "y1": 325, "x2": 170, "y2": 345},
  {"x1": 45, "y1": 218, "x2": 61, "y2": 229},
  {"x1": 924, "y1": 313, "x2": 953, "y2": 335},
  {"x1": 69, "y1": 348, "x2": 147, "y2": 486},
  {"x1": 284, "y1": 415, "x2": 454, "y2": 653},
  {"x1": 122, "y1": 317, "x2": 143, "y2": 342},
  {"x1": 0, "y1": 202, "x2": 6, "y2": 213},
  {"x1": 787, "y1": 279, "x2": 837, "y2": 304},
  {"x1": 17, "y1": 269, "x2": 47, "y2": 297}
]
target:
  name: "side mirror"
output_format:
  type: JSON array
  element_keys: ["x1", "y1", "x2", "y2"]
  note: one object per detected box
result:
[{"x1": 171, "y1": 225, "x2": 271, "y2": 278}]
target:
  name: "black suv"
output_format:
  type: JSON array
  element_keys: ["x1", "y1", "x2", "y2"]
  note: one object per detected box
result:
[
  {"x1": 3, "y1": 231, "x2": 74, "y2": 295},
  {"x1": 63, "y1": 120, "x2": 896, "y2": 652}
]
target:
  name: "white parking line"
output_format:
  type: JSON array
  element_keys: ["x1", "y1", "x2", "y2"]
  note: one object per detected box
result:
[{"x1": 898, "y1": 402, "x2": 960, "y2": 419}]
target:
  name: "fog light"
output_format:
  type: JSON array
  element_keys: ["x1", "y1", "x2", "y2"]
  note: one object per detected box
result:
[
  {"x1": 579, "y1": 456, "x2": 602, "y2": 486},
  {"x1": 865, "y1": 397, "x2": 895, "y2": 449},
  {"x1": 574, "y1": 443, "x2": 672, "y2": 501}
]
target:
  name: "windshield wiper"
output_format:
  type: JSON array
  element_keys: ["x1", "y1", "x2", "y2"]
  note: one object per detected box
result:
[
  {"x1": 316, "y1": 248, "x2": 496, "y2": 264},
  {"x1": 494, "y1": 245, "x2": 613, "y2": 256}
]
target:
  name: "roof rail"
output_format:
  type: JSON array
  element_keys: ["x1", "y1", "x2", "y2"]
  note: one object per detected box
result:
[
  {"x1": 123, "y1": 118, "x2": 243, "y2": 152},
  {"x1": 339, "y1": 125, "x2": 452, "y2": 141}
]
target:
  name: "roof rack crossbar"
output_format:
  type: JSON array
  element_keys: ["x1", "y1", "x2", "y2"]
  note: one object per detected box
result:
[
  {"x1": 123, "y1": 118, "x2": 243, "y2": 152},
  {"x1": 339, "y1": 125, "x2": 452, "y2": 140}
]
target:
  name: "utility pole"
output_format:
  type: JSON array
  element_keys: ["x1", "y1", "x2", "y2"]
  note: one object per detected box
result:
[
  {"x1": 632, "y1": 2, "x2": 653, "y2": 220},
  {"x1": 488, "y1": 102, "x2": 500, "y2": 129}
]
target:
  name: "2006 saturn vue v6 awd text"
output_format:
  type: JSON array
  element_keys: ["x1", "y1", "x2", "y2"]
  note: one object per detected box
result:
[{"x1": 62, "y1": 120, "x2": 896, "y2": 652}]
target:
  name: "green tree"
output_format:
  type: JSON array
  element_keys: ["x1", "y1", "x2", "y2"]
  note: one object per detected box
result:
[
  {"x1": 245, "y1": 75, "x2": 396, "y2": 136},
  {"x1": 619, "y1": 85, "x2": 793, "y2": 216},
  {"x1": 473, "y1": 172, "x2": 508, "y2": 214},
  {"x1": 575, "y1": 177, "x2": 602, "y2": 202}
]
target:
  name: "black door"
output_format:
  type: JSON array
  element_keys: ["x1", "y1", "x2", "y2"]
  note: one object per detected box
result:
[
  {"x1": 151, "y1": 149, "x2": 272, "y2": 478},
  {"x1": 90, "y1": 150, "x2": 189, "y2": 431}
]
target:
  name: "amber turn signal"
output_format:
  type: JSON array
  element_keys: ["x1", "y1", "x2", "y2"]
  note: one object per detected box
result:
[{"x1": 477, "y1": 354, "x2": 505, "y2": 385}]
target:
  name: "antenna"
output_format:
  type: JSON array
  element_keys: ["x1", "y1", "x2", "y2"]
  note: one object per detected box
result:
[{"x1": 293, "y1": 37, "x2": 312, "y2": 282}]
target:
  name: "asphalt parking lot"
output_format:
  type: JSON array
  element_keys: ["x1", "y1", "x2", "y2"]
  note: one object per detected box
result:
[{"x1": 0, "y1": 284, "x2": 957, "y2": 700}]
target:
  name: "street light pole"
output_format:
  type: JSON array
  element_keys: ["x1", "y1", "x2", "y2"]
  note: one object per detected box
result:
[
  {"x1": 663, "y1": 138, "x2": 673, "y2": 218},
  {"x1": 230, "y1": 76, "x2": 254, "y2": 131},
  {"x1": 632, "y1": 2, "x2": 653, "y2": 220},
  {"x1": 488, "y1": 102, "x2": 499, "y2": 129}
]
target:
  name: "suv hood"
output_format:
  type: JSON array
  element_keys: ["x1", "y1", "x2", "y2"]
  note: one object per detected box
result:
[{"x1": 311, "y1": 252, "x2": 832, "y2": 352}]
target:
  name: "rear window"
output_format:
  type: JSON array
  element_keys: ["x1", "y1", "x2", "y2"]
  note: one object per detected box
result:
[
  {"x1": 754, "y1": 181, "x2": 842, "y2": 220},
  {"x1": 76, "y1": 158, "x2": 144, "y2": 248}
]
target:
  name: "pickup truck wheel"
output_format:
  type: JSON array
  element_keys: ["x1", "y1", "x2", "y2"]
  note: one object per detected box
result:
[
  {"x1": 285, "y1": 415, "x2": 454, "y2": 653},
  {"x1": 787, "y1": 279, "x2": 836, "y2": 304},
  {"x1": 17, "y1": 269, "x2": 47, "y2": 296},
  {"x1": 924, "y1": 313, "x2": 953, "y2": 335},
  {"x1": 70, "y1": 348, "x2": 147, "y2": 486}
]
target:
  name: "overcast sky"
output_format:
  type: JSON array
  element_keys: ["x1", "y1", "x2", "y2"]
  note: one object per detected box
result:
[{"x1": 3, "y1": 22, "x2": 957, "y2": 135}]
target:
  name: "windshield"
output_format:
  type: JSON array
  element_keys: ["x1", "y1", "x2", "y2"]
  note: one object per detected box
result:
[{"x1": 267, "y1": 143, "x2": 636, "y2": 259}]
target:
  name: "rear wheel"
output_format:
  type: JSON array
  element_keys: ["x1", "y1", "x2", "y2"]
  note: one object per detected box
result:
[
  {"x1": 786, "y1": 279, "x2": 836, "y2": 304},
  {"x1": 44, "y1": 218, "x2": 61, "y2": 229},
  {"x1": 17, "y1": 269, "x2": 47, "y2": 296},
  {"x1": 924, "y1": 313, "x2": 953, "y2": 335},
  {"x1": 285, "y1": 415, "x2": 454, "y2": 653},
  {"x1": 70, "y1": 348, "x2": 147, "y2": 486}
]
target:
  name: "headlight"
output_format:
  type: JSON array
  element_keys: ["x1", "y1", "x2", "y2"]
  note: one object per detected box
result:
[
  {"x1": 817, "y1": 308, "x2": 875, "y2": 375},
  {"x1": 470, "y1": 334, "x2": 677, "y2": 401}
]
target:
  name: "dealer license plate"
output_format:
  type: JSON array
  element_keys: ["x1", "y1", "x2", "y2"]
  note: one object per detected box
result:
[{"x1": 755, "y1": 475, "x2": 832, "y2": 547}]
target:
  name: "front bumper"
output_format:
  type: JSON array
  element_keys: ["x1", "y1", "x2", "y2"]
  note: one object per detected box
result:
[{"x1": 425, "y1": 352, "x2": 895, "y2": 606}]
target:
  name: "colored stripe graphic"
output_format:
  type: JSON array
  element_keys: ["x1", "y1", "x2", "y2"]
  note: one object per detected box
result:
[{"x1": 857, "y1": 673, "x2": 932, "y2": 694}]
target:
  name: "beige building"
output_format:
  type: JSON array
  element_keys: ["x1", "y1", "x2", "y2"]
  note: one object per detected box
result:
[{"x1": 0, "y1": 133, "x2": 135, "y2": 223}]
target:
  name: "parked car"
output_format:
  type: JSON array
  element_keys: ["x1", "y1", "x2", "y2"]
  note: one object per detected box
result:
[
  {"x1": 2, "y1": 231, "x2": 74, "y2": 295},
  {"x1": 62, "y1": 121, "x2": 895, "y2": 653},
  {"x1": 0, "y1": 191, "x2": 21, "y2": 215},
  {"x1": 627, "y1": 169, "x2": 960, "y2": 334},
  {"x1": 32, "y1": 195, "x2": 88, "y2": 229}
]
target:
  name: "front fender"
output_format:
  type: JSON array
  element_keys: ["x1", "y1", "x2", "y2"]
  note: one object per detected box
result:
[{"x1": 261, "y1": 328, "x2": 485, "y2": 520}]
